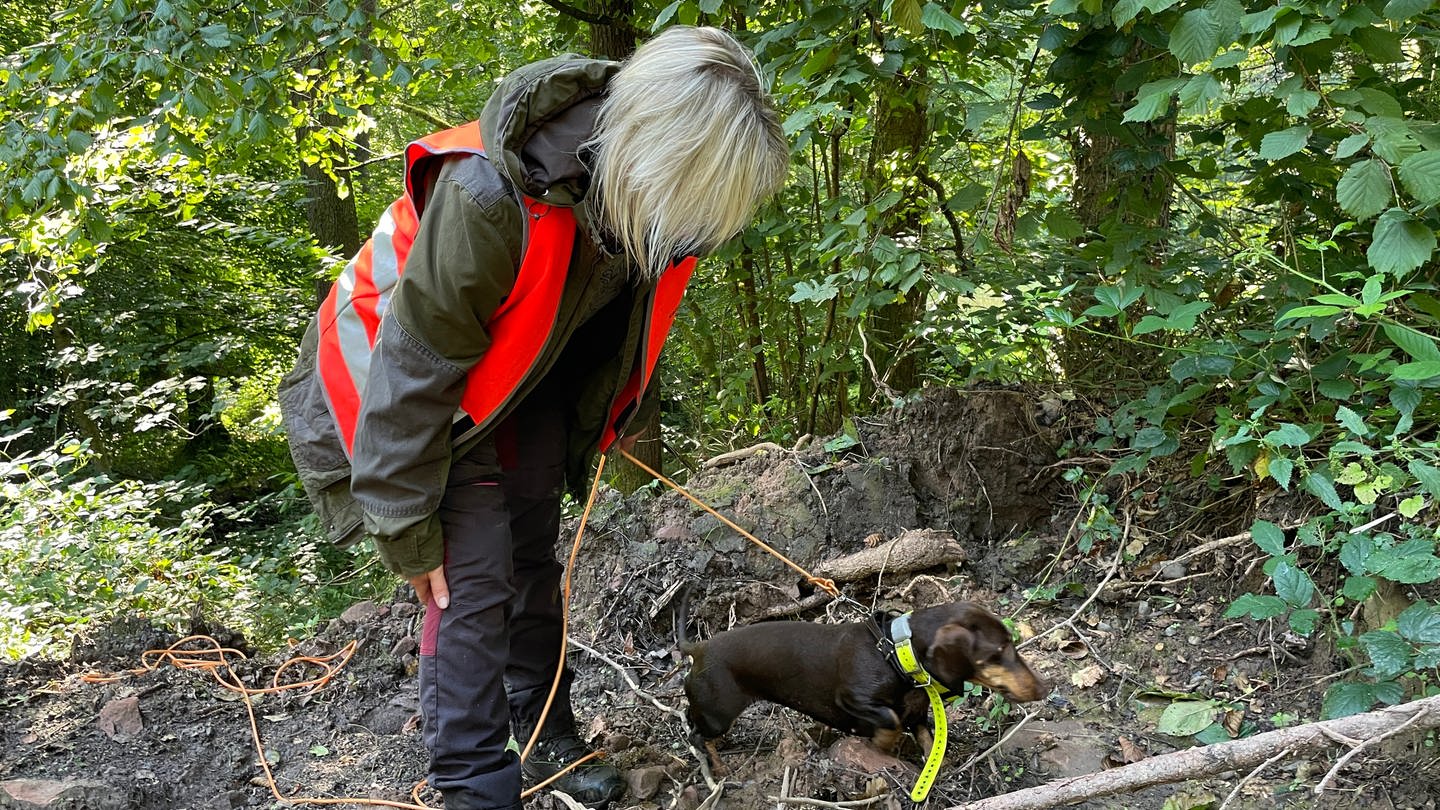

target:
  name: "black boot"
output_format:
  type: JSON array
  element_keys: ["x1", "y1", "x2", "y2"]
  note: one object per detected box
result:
[{"x1": 519, "y1": 729, "x2": 624, "y2": 809}]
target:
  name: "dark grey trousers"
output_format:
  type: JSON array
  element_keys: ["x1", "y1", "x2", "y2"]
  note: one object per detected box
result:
[{"x1": 418, "y1": 401, "x2": 573, "y2": 808}]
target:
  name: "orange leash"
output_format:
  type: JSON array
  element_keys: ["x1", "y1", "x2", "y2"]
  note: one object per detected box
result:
[
  {"x1": 83, "y1": 636, "x2": 438, "y2": 809},
  {"x1": 617, "y1": 447, "x2": 842, "y2": 599}
]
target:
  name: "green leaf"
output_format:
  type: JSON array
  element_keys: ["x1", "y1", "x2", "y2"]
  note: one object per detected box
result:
[
  {"x1": 1259, "y1": 126, "x2": 1312, "y2": 160},
  {"x1": 1157, "y1": 700, "x2": 1219, "y2": 736},
  {"x1": 1210, "y1": 48, "x2": 1248, "y2": 68},
  {"x1": 1353, "y1": 27, "x2": 1405, "y2": 63},
  {"x1": 1383, "y1": 0, "x2": 1433, "y2": 21},
  {"x1": 1398, "y1": 603, "x2": 1440, "y2": 644},
  {"x1": 1336, "y1": 133, "x2": 1371, "y2": 160},
  {"x1": 1368, "y1": 209, "x2": 1437, "y2": 277},
  {"x1": 1323, "y1": 682, "x2": 1378, "y2": 719},
  {"x1": 1289, "y1": 608, "x2": 1319, "y2": 635},
  {"x1": 198, "y1": 23, "x2": 231, "y2": 47},
  {"x1": 1303, "y1": 471, "x2": 1345, "y2": 510},
  {"x1": 1370, "y1": 544, "x2": 1440, "y2": 584},
  {"x1": 921, "y1": 3, "x2": 967, "y2": 35},
  {"x1": 1226, "y1": 593, "x2": 1287, "y2": 620},
  {"x1": 1250, "y1": 520, "x2": 1286, "y2": 557},
  {"x1": 890, "y1": 0, "x2": 924, "y2": 35},
  {"x1": 1383, "y1": 323, "x2": 1440, "y2": 363},
  {"x1": 1399, "y1": 495, "x2": 1426, "y2": 518},
  {"x1": 1278, "y1": 304, "x2": 1342, "y2": 321},
  {"x1": 1398, "y1": 151, "x2": 1440, "y2": 207},
  {"x1": 1285, "y1": 89, "x2": 1320, "y2": 117},
  {"x1": 1342, "y1": 574, "x2": 1378, "y2": 601},
  {"x1": 1268, "y1": 456, "x2": 1294, "y2": 490},
  {"x1": 1335, "y1": 405, "x2": 1369, "y2": 437},
  {"x1": 1178, "y1": 74, "x2": 1223, "y2": 114},
  {"x1": 1272, "y1": 561, "x2": 1314, "y2": 608},
  {"x1": 1409, "y1": 460, "x2": 1440, "y2": 498},
  {"x1": 1169, "y1": 8, "x2": 1221, "y2": 65},
  {"x1": 1360, "y1": 630, "x2": 1412, "y2": 678},
  {"x1": 1336, "y1": 159, "x2": 1393, "y2": 221},
  {"x1": 1111, "y1": 0, "x2": 1146, "y2": 27},
  {"x1": 651, "y1": 0, "x2": 682, "y2": 29},
  {"x1": 1124, "y1": 79, "x2": 1184, "y2": 123},
  {"x1": 1133, "y1": 315, "x2": 1170, "y2": 335},
  {"x1": 1133, "y1": 425, "x2": 1168, "y2": 449},
  {"x1": 1392, "y1": 361, "x2": 1440, "y2": 381},
  {"x1": 1264, "y1": 423, "x2": 1311, "y2": 448}
]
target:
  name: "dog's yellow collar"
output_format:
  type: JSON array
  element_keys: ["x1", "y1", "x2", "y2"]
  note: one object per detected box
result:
[{"x1": 889, "y1": 612, "x2": 948, "y2": 802}]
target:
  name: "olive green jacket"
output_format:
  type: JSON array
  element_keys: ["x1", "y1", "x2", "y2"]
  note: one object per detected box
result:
[{"x1": 278, "y1": 56, "x2": 665, "y2": 577}]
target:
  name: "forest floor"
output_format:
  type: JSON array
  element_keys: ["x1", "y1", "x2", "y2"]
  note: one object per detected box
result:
[{"x1": 3, "y1": 386, "x2": 1437, "y2": 810}]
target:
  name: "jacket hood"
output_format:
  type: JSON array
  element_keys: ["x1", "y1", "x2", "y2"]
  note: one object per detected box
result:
[{"x1": 478, "y1": 55, "x2": 619, "y2": 208}]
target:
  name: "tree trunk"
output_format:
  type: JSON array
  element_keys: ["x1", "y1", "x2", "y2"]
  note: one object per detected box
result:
[
  {"x1": 862, "y1": 67, "x2": 929, "y2": 401},
  {"x1": 299, "y1": 110, "x2": 362, "y2": 307},
  {"x1": 737, "y1": 253, "x2": 772, "y2": 414},
  {"x1": 1053, "y1": 32, "x2": 1176, "y2": 384}
]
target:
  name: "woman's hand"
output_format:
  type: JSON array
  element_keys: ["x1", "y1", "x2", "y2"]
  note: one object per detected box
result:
[{"x1": 408, "y1": 565, "x2": 450, "y2": 609}]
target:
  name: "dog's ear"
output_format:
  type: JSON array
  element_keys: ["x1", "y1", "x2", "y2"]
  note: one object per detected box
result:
[{"x1": 924, "y1": 622, "x2": 979, "y2": 687}]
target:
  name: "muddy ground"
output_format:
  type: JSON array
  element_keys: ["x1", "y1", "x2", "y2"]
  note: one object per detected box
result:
[{"x1": 3, "y1": 386, "x2": 1437, "y2": 810}]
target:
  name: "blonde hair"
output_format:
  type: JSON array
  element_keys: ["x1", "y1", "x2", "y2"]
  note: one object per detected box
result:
[{"x1": 587, "y1": 26, "x2": 789, "y2": 278}]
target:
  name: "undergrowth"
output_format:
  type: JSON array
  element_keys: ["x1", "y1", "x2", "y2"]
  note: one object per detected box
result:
[{"x1": 0, "y1": 435, "x2": 391, "y2": 661}]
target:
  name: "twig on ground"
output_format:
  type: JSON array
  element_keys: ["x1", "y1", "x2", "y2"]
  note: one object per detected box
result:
[
  {"x1": 566, "y1": 636, "x2": 686, "y2": 722},
  {"x1": 756, "y1": 591, "x2": 836, "y2": 620},
  {"x1": 1270, "y1": 666, "x2": 1365, "y2": 700},
  {"x1": 948, "y1": 694, "x2": 1440, "y2": 810},
  {"x1": 795, "y1": 460, "x2": 830, "y2": 520},
  {"x1": 696, "y1": 781, "x2": 725, "y2": 810},
  {"x1": 1218, "y1": 748, "x2": 1293, "y2": 810},
  {"x1": 1019, "y1": 509, "x2": 1131, "y2": 651},
  {"x1": 952, "y1": 708, "x2": 1042, "y2": 775},
  {"x1": 775, "y1": 765, "x2": 791, "y2": 810}
]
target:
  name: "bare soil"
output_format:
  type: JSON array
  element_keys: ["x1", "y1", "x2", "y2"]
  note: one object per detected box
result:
[{"x1": 3, "y1": 386, "x2": 1437, "y2": 810}]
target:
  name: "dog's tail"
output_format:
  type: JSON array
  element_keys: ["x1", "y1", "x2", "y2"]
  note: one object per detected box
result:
[{"x1": 674, "y1": 582, "x2": 699, "y2": 654}]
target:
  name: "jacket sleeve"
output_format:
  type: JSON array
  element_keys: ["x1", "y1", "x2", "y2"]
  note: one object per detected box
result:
[{"x1": 349, "y1": 159, "x2": 523, "y2": 577}]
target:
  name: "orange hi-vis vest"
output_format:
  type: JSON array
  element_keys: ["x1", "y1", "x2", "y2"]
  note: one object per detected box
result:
[{"x1": 315, "y1": 122, "x2": 696, "y2": 458}]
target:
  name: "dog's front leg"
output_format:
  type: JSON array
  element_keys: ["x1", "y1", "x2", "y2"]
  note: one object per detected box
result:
[{"x1": 915, "y1": 725, "x2": 934, "y2": 760}]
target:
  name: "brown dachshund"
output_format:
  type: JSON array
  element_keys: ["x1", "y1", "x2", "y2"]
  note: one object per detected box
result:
[{"x1": 680, "y1": 601, "x2": 1046, "y2": 771}]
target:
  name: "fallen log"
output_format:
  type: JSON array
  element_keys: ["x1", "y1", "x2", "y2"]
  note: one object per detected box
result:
[
  {"x1": 952, "y1": 693, "x2": 1440, "y2": 810},
  {"x1": 815, "y1": 529, "x2": 966, "y2": 583}
]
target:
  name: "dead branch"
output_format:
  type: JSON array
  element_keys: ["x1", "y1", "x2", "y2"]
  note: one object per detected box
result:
[
  {"x1": 754, "y1": 591, "x2": 835, "y2": 621},
  {"x1": 950, "y1": 694, "x2": 1440, "y2": 810},
  {"x1": 814, "y1": 529, "x2": 966, "y2": 583},
  {"x1": 703, "y1": 442, "x2": 787, "y2": 469}
]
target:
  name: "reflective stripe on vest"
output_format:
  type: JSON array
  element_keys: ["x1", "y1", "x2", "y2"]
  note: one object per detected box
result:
[{"x1": 315, "y1": 121, "x2": 695, "y2": 458}]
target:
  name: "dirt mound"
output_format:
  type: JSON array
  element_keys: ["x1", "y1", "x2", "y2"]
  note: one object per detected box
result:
[{"x1": 2, "y1": 386, "x2": 1428, "y2": 809}]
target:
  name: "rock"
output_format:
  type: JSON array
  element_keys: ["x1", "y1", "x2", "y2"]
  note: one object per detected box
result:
[
  {"x1": 0, "y1": 779, "x2": 130, "y2": 810},
  {"x1": 340, "y1": 601, "x2": 381, "y2": 624},
  {"x1": 1159, "y1": 561, "x2": 1187, "y2": 580},
  {"x1": 95, "y1": 696, "x2": 143, "y2": 741},
  {"x1": 826, "y1": 738, "x2": 908, "y2": 774},
  {"x1": 997, "y1": 719, "x2": 1107, "y2": 779},
  {"x1": 624, "y1": 766, "x2": 667, "y2": 800}
]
